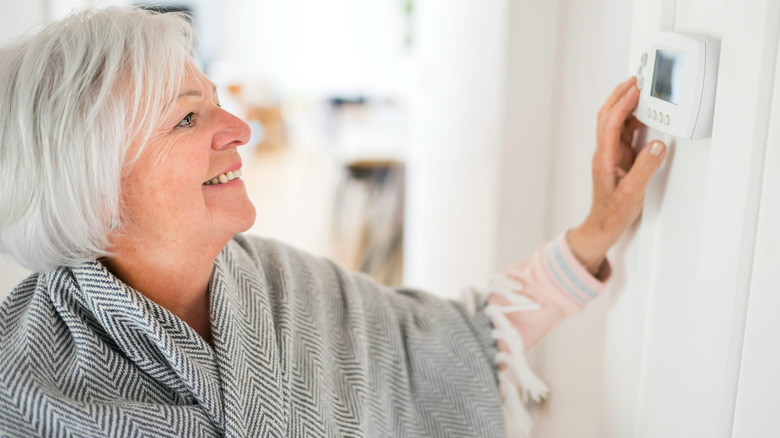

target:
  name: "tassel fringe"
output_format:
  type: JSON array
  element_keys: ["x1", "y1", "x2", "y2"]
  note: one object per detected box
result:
[{"x1": 466, "y1": 274, "x2": 549, "y2": 438}]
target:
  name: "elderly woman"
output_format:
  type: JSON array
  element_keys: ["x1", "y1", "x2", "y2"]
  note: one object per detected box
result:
[{"x1": 0, "y1": 7, "x2": 665, "y2": 438}]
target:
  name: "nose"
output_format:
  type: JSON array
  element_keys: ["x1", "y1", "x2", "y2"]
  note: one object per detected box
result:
[{"x1": 212, "y1": 108, "x2": 251, "y2": 150}]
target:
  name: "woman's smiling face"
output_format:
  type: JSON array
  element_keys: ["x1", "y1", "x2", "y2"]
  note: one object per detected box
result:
[{"x1": 117, "y1": 62, "x2": 256, "y2": 254}]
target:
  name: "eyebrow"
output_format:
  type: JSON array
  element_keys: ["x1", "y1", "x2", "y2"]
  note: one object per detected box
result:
[
  {"x1": 177, "y1": 90, "x2": 202, "y2": 99},
  {"x1": 175, "y1": 83, "x2": 218, "y2": 101}
]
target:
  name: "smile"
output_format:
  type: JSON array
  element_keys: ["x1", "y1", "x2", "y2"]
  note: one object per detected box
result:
[{"x1": 203, "y1": 168, "x2": 242, "y2": 185}]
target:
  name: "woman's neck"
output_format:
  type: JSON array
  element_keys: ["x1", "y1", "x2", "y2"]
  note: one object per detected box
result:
[{"x1": 102, "y1": 236, "x2": 226, "y2": 344}]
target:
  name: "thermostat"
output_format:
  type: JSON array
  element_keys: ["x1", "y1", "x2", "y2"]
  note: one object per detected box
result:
[{"x1": 635, "y1": 32, "x2": 720, "y2": 139}]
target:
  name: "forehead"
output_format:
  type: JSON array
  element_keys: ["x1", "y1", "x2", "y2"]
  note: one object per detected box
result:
[{"x1": 178, "y1": 63, "x2": 218, "y2": 99}]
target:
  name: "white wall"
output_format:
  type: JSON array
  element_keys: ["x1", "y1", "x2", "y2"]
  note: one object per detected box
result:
[
  {"x1": 217, "y1": 0, "x2": 410, "y2": 97},
  {"x1": 520, "y1": 1, "x2": 635, "y2": 437},
  {"x1": 602, "y1": 1, "x2": 724, "y2": 435},
  {"x1": 731, "y1": 25, "x2": 780, "y2": 435},
  {"x1": 0, "y1": 1, "x2": 45, "y2": 38},
  {"x1": 402, "y1": 0, "x2": 509, "y2": 297},
  {"x1": 494, "y1": 1, "x2": 559, "y2": 269},
  {"x1": 673, "y1": 0, "x2": 779, "y2": 435},
  {"x1": 527, "y1": 0, "x2": 780, "y2": 437}
]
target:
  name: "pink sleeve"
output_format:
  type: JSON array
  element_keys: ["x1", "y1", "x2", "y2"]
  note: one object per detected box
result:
[{"x1": 488, "y1": 231, "x2": 611, "y2": 352}]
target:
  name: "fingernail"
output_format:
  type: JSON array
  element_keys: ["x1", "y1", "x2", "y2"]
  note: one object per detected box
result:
[{"x1": 650, "y1": 141, "x2": 664, "y2": 156}]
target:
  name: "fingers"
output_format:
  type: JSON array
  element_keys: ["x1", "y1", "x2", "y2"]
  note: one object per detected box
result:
[
  {"x1": 595, "y1": 85, "x2": 640, "y2": 176},
  {"x1": 596, "y1": 84, "x2": 639, "y2": 165},
  {"x1": 619, "y1": 141, "x2": 666, "y2": 197},
  {"x1": 599, "y1": 77, "x2": 637, "y2": 121},
  {"x1": 585, "y1": 83, "x2": 660, "y2": 250},
  {"x1": 626, "y1": 116, "x2": 644, "y2": 133},
  {"x1": 621, "y1": 117, "x2": 643, "y2": 145},
  {"x1": 606, "y1": 85, "x2": 639, "y2": 132}
]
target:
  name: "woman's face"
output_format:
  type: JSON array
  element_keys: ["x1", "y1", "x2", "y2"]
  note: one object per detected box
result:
[{"x1": 117, "y1": 63, "x2": 256, "y2": 253}]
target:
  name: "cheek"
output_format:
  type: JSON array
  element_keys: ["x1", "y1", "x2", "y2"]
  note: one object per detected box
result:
[
  {"x1": 163, "y1": 154, "x2": 209, "y2": 205},
  {"x1": 123, "y1": 144, "x2": 209, "y2": 215}
]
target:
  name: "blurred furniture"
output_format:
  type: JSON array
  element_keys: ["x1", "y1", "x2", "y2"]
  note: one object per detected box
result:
[{"x1": 332, "y1": 160, "x2": 404, "y2": 286}]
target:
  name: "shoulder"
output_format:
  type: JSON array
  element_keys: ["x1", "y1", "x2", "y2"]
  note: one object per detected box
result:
[
  {"x1": 225, "y1": 233, "x2": 339, "y2": 278},
  {"x1": 223, "y1": 234, "x2": 409, "y2": 309},
  {"x1": 0, "y1": 268, "x2": 75, "y2": 415},
  {"x1": 0, "y1": 271, "x2": 47, "y2": 338},
  {"x1": 220, "y1": 234, "x2": 353, "y2": 304},
  {"x1": 222, "y1": 234, "x2": 472, "y2": 320},
  {"x1": 0, "y1": 268, "x2": 77, "y2": 350}
]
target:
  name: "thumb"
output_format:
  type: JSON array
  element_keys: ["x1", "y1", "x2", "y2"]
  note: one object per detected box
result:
[{"x1": 620, "y1": 140, "x2": 666, "y2": 195}]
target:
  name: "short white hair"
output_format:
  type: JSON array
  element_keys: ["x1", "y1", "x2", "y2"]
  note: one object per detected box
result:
[{"x1": 0, "y1": 7, "x2": 194, "y2": 272}]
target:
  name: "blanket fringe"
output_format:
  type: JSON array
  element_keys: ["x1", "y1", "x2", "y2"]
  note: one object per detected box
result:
[{"x1": 471, "y1": 274, "x2": 550, "y2": 438}]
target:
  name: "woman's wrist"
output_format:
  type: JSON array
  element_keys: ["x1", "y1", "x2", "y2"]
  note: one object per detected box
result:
[{"x1": 566, "y1": 221, "x2": 615, "y2": 276}]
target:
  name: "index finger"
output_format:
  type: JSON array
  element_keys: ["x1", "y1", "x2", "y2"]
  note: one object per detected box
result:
[
  {"x1": 599, "y1": 77, "x2": 637, "y2": 120},
  {"x1": 606, "y1": 85, "x2": 640, "y2": 132}
]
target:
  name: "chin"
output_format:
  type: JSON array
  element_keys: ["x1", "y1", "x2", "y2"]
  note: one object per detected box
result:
[
  {"x1": 205, "y1": 195, "x2": 257, "y2": 239},
  {"x1": 235, "y1": 204, "x2": 257, "y2": 233},
  {"x1": 229, "y1": 201, "x2": 257, "y2": 235}
]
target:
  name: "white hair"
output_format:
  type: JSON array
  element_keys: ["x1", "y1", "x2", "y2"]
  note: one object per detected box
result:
[{"x1": 0, "y1": 7, "x2": 195, "y2": 272}]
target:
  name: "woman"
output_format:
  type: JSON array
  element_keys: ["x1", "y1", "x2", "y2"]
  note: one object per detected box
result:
[{"x1": 0, "y1": 7, "x2": 665, "y2": 438}]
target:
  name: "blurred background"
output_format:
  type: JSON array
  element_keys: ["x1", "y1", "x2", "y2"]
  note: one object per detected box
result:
[{"x1": 1, "y1": 0, "x2": 631, "y2": 296}]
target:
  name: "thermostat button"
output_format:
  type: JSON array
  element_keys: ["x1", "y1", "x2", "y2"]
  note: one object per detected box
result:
[
  {"x1": 641, "y1": 52, "x2": 648, "y2": 66},
  {"x1": 652, "y1": 110, "x2": 657, "y2": 120},
  {"x1": 659, "y1": 112, "x2": 664, "y2": 121},
  {"x1": 637, "y1": 65, "x2": 643, "y2": 75},
  {"x1": 647, "y1": 108, "x2": 652, "y2": 118},
  {"x1": 665, "y1": 114, "x2": 671, "y2": 125},
  {"x1": 637, "y1": 76, "x2": 644, "y2": 90}
]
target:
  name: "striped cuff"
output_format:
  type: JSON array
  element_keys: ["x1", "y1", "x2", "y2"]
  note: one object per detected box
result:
[{"x1": 541, "y1": 232, "x2": 611, "y2": 313}]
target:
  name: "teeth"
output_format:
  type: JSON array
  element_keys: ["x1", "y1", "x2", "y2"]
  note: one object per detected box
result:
[{"x1": 203, "y1": 168, "x2": 242, "y2": 186}]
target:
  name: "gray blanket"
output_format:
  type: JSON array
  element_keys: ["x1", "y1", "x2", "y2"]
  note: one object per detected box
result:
[{"x1": 0, "y1": 235, "x2": 504, "y2": 437}]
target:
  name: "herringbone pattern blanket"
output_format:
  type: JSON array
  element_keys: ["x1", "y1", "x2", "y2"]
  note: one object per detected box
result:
[{"x1": 0, "y1": 235, "x2": 504, "y2": 437}]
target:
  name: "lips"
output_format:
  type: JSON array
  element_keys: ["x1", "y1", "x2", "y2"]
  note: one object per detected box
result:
[{"x1": 203, "y1": 157, "x2": 244, "y2": 186}]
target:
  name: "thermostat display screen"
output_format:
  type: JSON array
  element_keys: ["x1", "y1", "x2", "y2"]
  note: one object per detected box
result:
[{"x1": 651, "y1": 50, "x2": 685, "y2": 105}]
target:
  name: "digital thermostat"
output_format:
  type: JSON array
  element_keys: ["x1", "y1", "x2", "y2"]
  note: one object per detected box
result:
[{"x1": 635, "y1": 32, "x2": 720, "y2": 139}]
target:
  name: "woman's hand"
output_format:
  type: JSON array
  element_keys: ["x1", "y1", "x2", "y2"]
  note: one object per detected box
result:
[{"x1": 568, "y1": 77, "x2": 667, "y2": 276}]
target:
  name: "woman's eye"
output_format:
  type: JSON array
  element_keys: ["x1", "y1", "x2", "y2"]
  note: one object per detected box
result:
[{"x1": 176, "y1": 113, "x2": 195, "y2": 128}]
